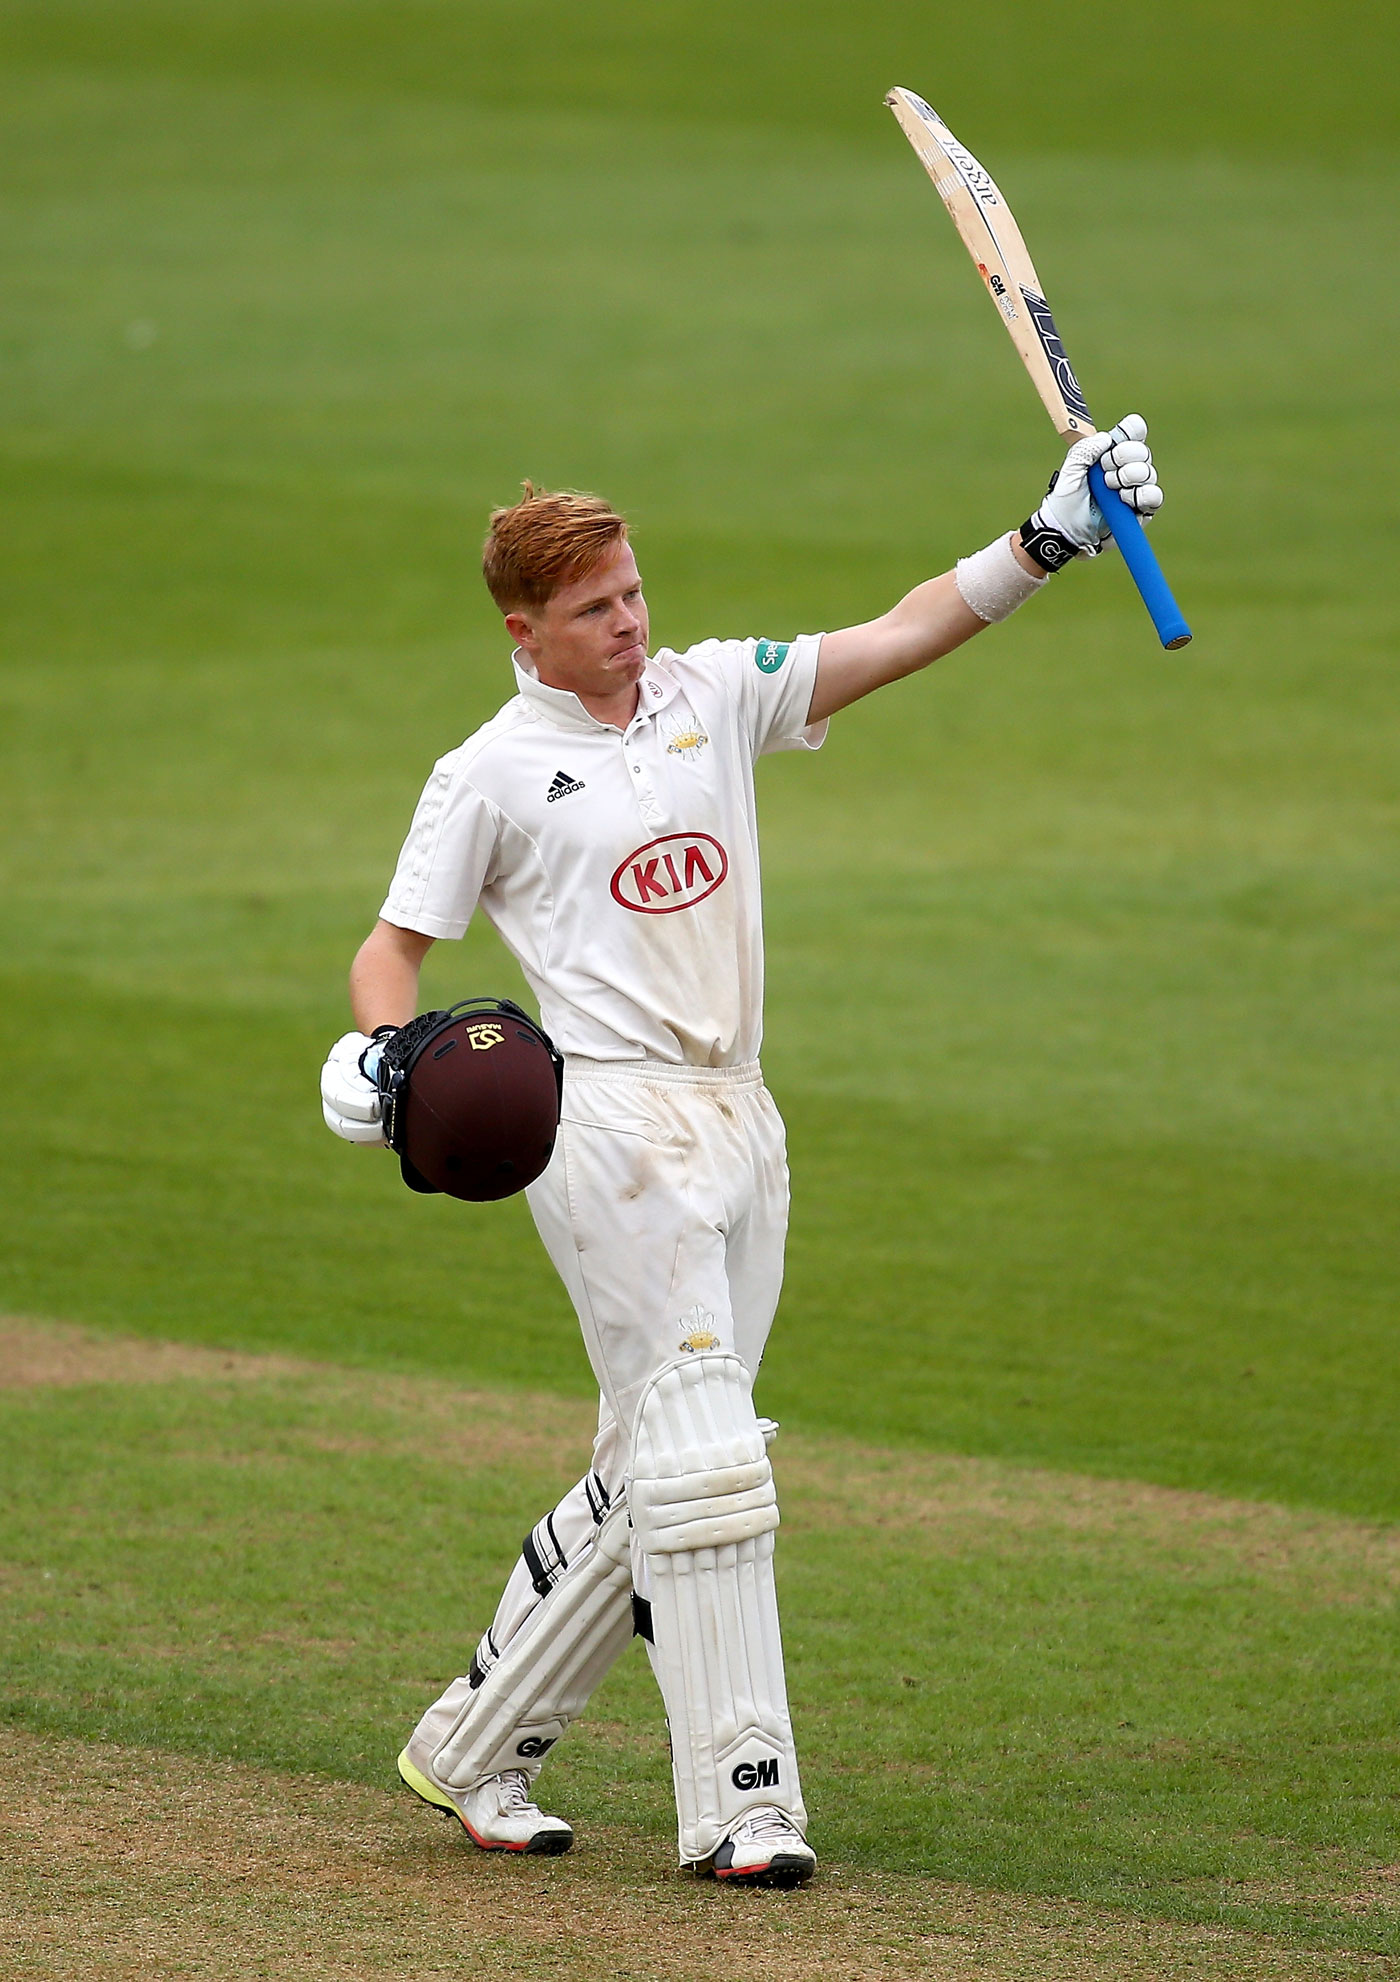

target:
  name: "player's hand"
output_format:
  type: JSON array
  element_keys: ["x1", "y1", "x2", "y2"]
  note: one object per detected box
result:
[
  {"x1": 1032, "y1": 415, "x2": 1163, "y2": 559},
  {"x1": 320, "y1": 1030, "x2": 389, "y2": 1145}
]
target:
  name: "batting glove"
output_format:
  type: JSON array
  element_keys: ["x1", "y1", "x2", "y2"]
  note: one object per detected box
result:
[
  {"x1": 1019, "y1": 415, "x2": 1162, "y2": 571},
  {"x1": 320, "y1": 1030, "x2": 389, "y2": 1145}
]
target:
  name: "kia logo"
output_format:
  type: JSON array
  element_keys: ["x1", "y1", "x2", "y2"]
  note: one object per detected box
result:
[{"x1": 610, "y1": 833, "x2": 729, "y2": 915}]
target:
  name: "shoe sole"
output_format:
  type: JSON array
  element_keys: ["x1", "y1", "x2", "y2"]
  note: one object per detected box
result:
[
  {"x1": 713, "y1": 1856, "x2": 814, "y2": 1889},
  {"x1": 396, "y1": 1749, "x2": 573, "y2": 1856},
  {"x1": 694, "y1": 1850, "x2": 815, "y2": 1889}
]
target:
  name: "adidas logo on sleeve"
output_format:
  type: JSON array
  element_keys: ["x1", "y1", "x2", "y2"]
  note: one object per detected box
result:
[{"x1": 546, "y1": 770, "x2": 586, "y2": 802}]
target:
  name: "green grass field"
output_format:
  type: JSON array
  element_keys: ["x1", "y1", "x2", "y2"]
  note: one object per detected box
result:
[{"x1": 2, "y1": 3, "x2": 1398, "y2": 1971}]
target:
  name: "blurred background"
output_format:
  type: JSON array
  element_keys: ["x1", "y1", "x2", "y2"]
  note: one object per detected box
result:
[{"x1": 3, "y1": 0, "x2": 1397, "y2": 1513}]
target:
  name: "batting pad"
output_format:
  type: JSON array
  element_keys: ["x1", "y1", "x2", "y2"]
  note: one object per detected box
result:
[
  {"x1": 630, "y1": 1353, "x2": 806, "y2": 1864},
  {"x1": 413, "y1": 1502, "x2": 634, "y2": 1793}
]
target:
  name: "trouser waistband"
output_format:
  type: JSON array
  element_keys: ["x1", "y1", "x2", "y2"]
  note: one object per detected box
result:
[{"x1": 564, "y1": 1056, "x2": 763, "y2": 1088}]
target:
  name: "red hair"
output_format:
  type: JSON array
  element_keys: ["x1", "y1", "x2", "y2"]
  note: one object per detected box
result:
[{"x1": 482, "y1": 482, "x2": 629, "y2": 612}]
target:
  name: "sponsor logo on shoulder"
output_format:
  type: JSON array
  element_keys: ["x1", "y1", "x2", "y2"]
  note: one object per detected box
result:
[
  {"x1": 546, "y1": 770, "x2": 586, "y2": 802},
  {"x1": 754, "y1": 639, "x2": 789, "y2": 674},
  {"x1": 610, "y1": 832, "x2": 728, "y2": 914}
]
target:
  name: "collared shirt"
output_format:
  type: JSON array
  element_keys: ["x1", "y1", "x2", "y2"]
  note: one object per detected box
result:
[{"x1": 379, "y1": 634, "x2": 826, "y2": 1066}]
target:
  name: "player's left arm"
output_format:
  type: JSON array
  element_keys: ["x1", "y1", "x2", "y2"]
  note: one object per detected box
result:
[{"x1": 808, "y1": 417, "x2": 1161, "y2": 724}]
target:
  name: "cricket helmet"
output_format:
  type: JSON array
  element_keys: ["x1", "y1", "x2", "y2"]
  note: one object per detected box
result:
[{"x1": 374, "y1": 998, "x2": 564, "y2": 1202}]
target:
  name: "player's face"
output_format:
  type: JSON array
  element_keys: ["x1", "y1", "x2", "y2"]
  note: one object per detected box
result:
[{"x1": 509, "y1": 542, "x2": 650, "y2": 713}]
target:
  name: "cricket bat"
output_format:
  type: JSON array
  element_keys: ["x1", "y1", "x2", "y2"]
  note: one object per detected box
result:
[{"x1": 886, "y1": 87, "x2": 1192, "y2": 650}]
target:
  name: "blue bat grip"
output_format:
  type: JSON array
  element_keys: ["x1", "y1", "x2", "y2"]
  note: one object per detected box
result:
[{"x1": 1087, "y1": 461, "x2": 1192, "y2": 650}]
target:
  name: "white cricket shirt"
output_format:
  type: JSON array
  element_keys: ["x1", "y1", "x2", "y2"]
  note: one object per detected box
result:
[{"x1": 379, "y1": 635, "x2": 826, "y2": 1067}]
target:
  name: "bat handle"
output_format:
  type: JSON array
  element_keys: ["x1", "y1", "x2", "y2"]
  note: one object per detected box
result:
[{"x1": 1088, "y1": 462, "x2": 1192, "y2": 650}]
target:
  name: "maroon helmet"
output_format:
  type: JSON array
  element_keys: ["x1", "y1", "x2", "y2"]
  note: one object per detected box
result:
[{"x1": 374, "y1": 998, "x2": 563, "y2": 1202}]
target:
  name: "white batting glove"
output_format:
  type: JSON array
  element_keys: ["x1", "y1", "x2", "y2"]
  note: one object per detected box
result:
[
  {"x1": 320, "y1": 1030, "x2": 388, "y2": 1146},
  {"x1": 1021, "y1": 415, "x2": 1163, "y2": 570},
  {"x1": 1096, "y1": 415, "x2": 1163, "y2": 517}
]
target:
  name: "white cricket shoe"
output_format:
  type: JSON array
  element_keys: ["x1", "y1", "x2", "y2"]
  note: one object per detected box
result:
[
  {"x1": 701, "y1": 1806, "x2": 816, "y2": 1888},
  {"x1": 397, "y1": 1748, "x2": 574, "y2": 1855}
]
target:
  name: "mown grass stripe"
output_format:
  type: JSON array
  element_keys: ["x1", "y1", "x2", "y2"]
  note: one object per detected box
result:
[{"x1": 1, "y1": 1322, "x2": 1397, "y2": 1953}]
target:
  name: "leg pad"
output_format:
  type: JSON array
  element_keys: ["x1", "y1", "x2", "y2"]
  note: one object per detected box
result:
[
  {"x1": 407, "y1": 1502, "x2": 633, "y2": 1795},
  {"x1": 630, "y1": 1354, "x2": 805, "y2": 1864}
]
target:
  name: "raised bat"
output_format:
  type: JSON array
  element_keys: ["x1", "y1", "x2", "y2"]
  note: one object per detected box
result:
[{"x1": 886, "y1": 86, "x2": 1191, "y2": 650}]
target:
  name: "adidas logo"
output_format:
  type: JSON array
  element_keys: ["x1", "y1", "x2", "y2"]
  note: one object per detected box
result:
[{"x1": 546, "y1": 770, "x2": 586, "y2": 803}]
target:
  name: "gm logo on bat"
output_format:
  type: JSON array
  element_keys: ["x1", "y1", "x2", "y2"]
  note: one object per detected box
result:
[{"x1": 610, "y1": 832, "x2": 729, "y2": 914}]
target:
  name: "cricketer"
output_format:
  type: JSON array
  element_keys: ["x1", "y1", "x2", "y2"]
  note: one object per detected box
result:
[{"x1": 319, "y1": 426, "x2": 1163, "y2": 1886}]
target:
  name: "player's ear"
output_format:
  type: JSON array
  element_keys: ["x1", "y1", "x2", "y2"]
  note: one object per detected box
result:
[{"x1": 504, "y1": 609, "x2": 534, "y2": 648}]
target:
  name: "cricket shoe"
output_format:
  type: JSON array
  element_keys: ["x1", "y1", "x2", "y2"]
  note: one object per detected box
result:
[
  {"x1": 699, "y1": 1807, "x2": 815, "y2": 1888},
  {"x1": 397, "y1": 1748, "x2": 574, "y2": 1855}
]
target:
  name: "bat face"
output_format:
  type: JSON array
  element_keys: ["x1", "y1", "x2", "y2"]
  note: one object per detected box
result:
[
  {"x1": 885, "y1": 85, "x2": 1192, "y2": 651},
  {"x1": 886, "y1": 88, "x2": 1095, "y2": 439}
]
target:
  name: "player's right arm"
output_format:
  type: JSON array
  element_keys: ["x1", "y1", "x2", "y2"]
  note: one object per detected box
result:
[
  {"x1": 321, "y1": 921, "x2": 436, "y2": 1147},
  {"x1": 322, "y1": 746, "x2": 503, "y2": 1146},
  {"x1": 350, "y1": 919, "x2": 436, "y2": 1032}
]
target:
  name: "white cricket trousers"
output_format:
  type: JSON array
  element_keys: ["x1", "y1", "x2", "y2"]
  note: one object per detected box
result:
[
  {"x1": 535, "y1": 1056, "x2": 790, "y2": 1441},
  {"x1": 425, "y1": 1056, "x2": 790, "y2": 1730}
]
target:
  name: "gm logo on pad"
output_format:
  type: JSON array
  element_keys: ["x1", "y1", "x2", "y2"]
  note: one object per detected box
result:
[
  {"x1": 731, "y1": 1757, "x2": 779, "y2": 1790},
  {"x1": 610, "y1": 832, "x2": 729, "y2": 915}
]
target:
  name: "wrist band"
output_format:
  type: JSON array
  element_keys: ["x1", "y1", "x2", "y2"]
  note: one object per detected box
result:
[{"x1": 954, "y1": 532, "x2": 1048, "y2": 624}]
